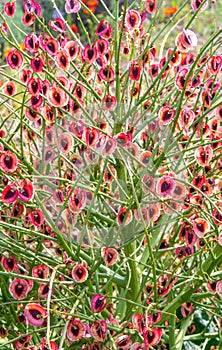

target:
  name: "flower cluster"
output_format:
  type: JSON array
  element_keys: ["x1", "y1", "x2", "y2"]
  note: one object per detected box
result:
[{"x1": 0, "y1": 0, "x2": 221, "y2": 349}]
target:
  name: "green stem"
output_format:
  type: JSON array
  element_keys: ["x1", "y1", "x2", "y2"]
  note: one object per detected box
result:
[{"x1": 159, "y1": 244, "x2": 222, "y2": 324}]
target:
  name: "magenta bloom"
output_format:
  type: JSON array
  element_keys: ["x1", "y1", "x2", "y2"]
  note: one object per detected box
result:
[
  {"x1": 143, "y1": 328, "x2": 162, "y2": 347},
  {"x1": 146, "y1": 0, "x2": 156, "y2": 14},
  {"x1": 95, "y1": 20, "x2": 113, "y2": 39},
  {"x1": 158, "y1": 106, "x2": 176, "y2": 125},
  {"x1": 115, "y1": 334, "x2": 132, "y2": 349},
  {"x1": 4, "y1": 2, "x2": 16, "y2": 17},
  {"x1": 192, "y1": 0, "x2": 208, "y2": 12},
  {"x1": 0, "y1": 151, "x2": 18, "y2": 173},
  {"x1": 156, "y1": 175, "x2": 175, "y2": 197},
  {"x1": 68, "y1": 187, "x2": 87, "y2": 213},
  {"x1": 24, "y1": 303, "x2": 47, "y2": 327},
  {"x1": 6, "y1": 49, "x2": 24, "y2": 70},
  {"x1": 65, "y1": 0, "x2": 81, "y2": 13},
  {"x1": 192, "y1": 218, "x2": 210, "y2": 238},
  {"x1": 28, "y1": 209, "x2": 45, "y2": 227},
  {"x1": 9, "y1": 278, "x2": 30, "y2": 300},
  {"x1": 49, "y1": 18, "x2": 66, "y2": 33},
  {"x1": 71, "y1": 263, "x2": 88, "y2": 283},
  {"x1": 2, "y1": 256, "x2": 18, "y2": 272},
  {"x1": 129, "y1": 61, "x2": 142, "y2": 81},
  {"x1": 66, "y1": 318, "x2": 85, "y2": 342},
  {"x1": 125, "y1": 10, "x2": 141, "y2": 31},
  {"x1": 91, "y1": 320, "x2": 107, "y2": 341},
  {"x1": 90, "y1": 294, "x2": 107, "y2": 313},
  {"x1": 101, "y1": 247, "x2": 119, "y2": 266},
  {"x1": 1, "y1": 184, "x2": 18, "y2": 204}
]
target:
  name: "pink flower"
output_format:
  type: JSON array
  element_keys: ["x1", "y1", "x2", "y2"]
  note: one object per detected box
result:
[{"x1": 65, "y1": 0, "x2": 81, "y2": 13}]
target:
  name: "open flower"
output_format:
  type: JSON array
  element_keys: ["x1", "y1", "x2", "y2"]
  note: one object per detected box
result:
[
  {"x1": 90, "y1": 294, "x2": 107, "y2": 313},
  {"x1": 0, "y1": 151, "x2": 18, "y2": 173},
  {"x1": 4, "y1": 2, "x2": 16, "y2": 17},
  {"x1": 195, "y1": 145, "x2": 213, "y2": 166},
  {"x1": 101, "y1": 247, "x2": 119, "y2": 266},
  {"x1": 9, "y1": 278, "x2": 30, "y2": 300},
  {"x1": 143, "y1": 328, "x2": 162, "y2": 347},
  {"x1": 192, "y1": 217, "x2": 210, "y2": 238},
  {"x1": 192, "y1": 0, "x2": 208, "y2": 12},
  {"x1": 117, "y1": 207, "x2": 133, "y2": 226},
  {"x1": 91, "y1": 320, "x2": 107, "y2": 341},
  {"x1": 156, "y1": 175, "x2": 175, "y2": 197},
  {"x1": 68, "y1": 187, "x2": 87, "y2": 213},
  {"x1": 146, "y1": 0, "x2": 156, "y2": 14},
  {"x1": 125, "y1": 10, "x2": 141, "y2": 31},
  {"x1": 65, "y1": 0, "x2": 81, "y2": 13},
  {"x1": 24, "y1": 303, "x2": 47, "y2": 326},
  {"x1": 67, "y1": 318, "x2": 85, "y2": 341},
  {"x1": 71, "y1": 262, "x2": 88, "y2": 283}
]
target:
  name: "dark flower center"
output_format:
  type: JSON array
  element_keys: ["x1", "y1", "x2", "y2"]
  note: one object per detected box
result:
[
  {"x1": 4, "y1": 155, "x2": 13, "y2": 169},
  {"x1": 30, "y1": 309, "x2": 41, "y2": 319},
  {"x1": 15, "y1": 283, "x2": 24, "y2": 296},
  {"x1": 5, "y1": 188, "x2": 15, "y2": 199},
  {"x1": 71, "y1": 324, "x2": 79, "y2": 336},
  {"x1": 161, "y1": 181, "x2": 171, "y2": 192}
]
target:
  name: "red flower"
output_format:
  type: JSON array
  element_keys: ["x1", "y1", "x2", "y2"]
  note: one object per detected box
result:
[
  {"x1": 44, "y1": 38, "x2": 60, "y2": 56},
  {"x1": 28, "y1": 209, "x2": 44, "y2": 227},
  {"x1": 3, "y1": 81, "x2": 16, "y2": 96},
  {"x1": 24, "y1": 34, "x2": 39, "y2": 53},
  {"x1": 66, "y1": 318, "x2": 85, "y2": 341},
  {"x1": 22, "y1": 12, "x2": 35, "y2": 26},
  {"x1": 129, "y1": 61, "x2": 142, "y2": 81},
  {"x1": 71, "y1": 262, "x2": 88, "y2": 283},
  {"x1": 14, "y1": 335, "x2": 32, "y2": 349},
  {"x1": 0, "y1": 152, "x2": 18, "y2": 173},
  {"x1": 101, "y1": 247, "x2": 119, "y2": 266},
  {"x1": 56, "y1": 50, "x2": 70, "y2": 70},
  {"x1": 117, "y1": 207, "x2": 133, "y2": 226},
  {"x1": 158, "y1": 106, "x2": 176, "y2": 125},
  {"x1": 91, "y1": 320, "x2": 107, "y2": 341},
  {"x1": 143, "y1": 327, "x2": 162, "y2": 347},
  {"x1": 41, "y1": 338, "x2": 58, "y2": 350},
  {"x1": 30, "y1": 56, "x2": 44, "y2": 72},
  {"x1": 95, "y1": 20, "x2": 113, "y2": 39},
  {"x1": 38, "y1": 283, "x2": 53, "y2": 299},
  {"x1": 6, "y1": 49, "x2": 24, "y2": 70},
  {"x1": 64, "y1": 40, "x2": 79, "y2": 61},
  {"x1": 4, "y1": 2, "x2": 16, "y2": 17},
  {"x1": 98, "y1": 65, "x2": 115, "y2": 82},
  {"x1": 58, "y1": 132, "x2": 74, "y2": 154},
  {"x1": 156, "y1": 175, "x2": 175, "y2": 197},
  {"x1": 115, "y1": 334, "x2": 132, "y2": 349},
  {"x1": 90, "y1": 294, "x2": 107, "y2": 313},
  {"x1": 24, "y1": 303, "x2": 47, "y2": 327},
  {"x1": 207, "y1": 55, "x2": 222, "y2": 75},
  {"x1": 195, "y1": 145, "x2": 213, "y2": 166},
  {"x1": 192, "y1": 0, "x2": 208, "y2": 13},
  {"x1": 68, "y1": 187, "x2": 87, "y2": 213},
  {"x1": 27, "y1": 77, "x2": 42, "y2": 96},
  {"x1": 2, "y1": 256, "x2": 18, "y2": 272},
  {"x1": 125, "y1": 10, "x2": 141, "y2": 31},
  {"x1": 9, "y1": 278, "x2": 30, "y2": 300},
  {"x1": 82, "y1": 45, "x2": 97, "y2": 64},
  {"x1": 32, "y1": 264, "x2": 50, "y2": 279},
  {"x1": 176, "y1": 29, "x2": 197, "y2": 53},
  {"x1": 192, "y1": 217, "x2": 210, "y2": 238},
  {"x1": 65, "y1": 0, "x2": 81, "y2": 13},
  {"x1": 1, "y1": 184, "x2": 18, "y2": 204},
  {"x1": 47, "y1": 87, "x2": 68, "y2": 107},
  {"x1": 49, "y1": 18, "x2": 66, "y2": 33},
  {"x1": 146, "y1": 0, "x2": 156, "y2": 14}
]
